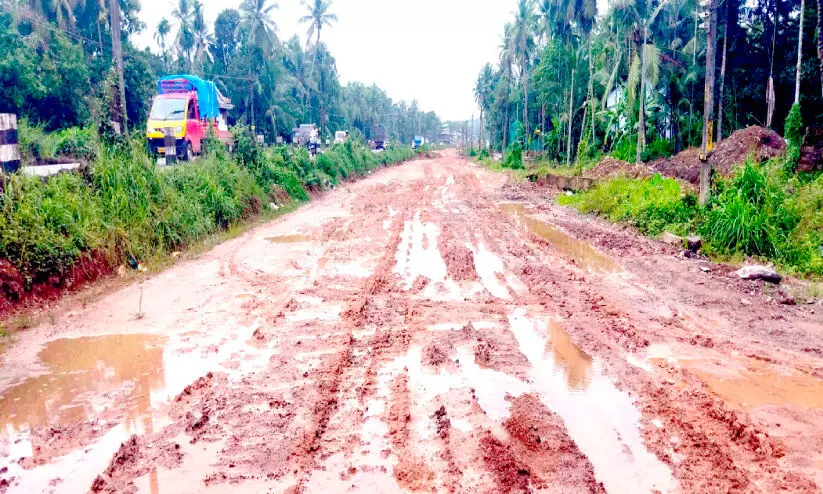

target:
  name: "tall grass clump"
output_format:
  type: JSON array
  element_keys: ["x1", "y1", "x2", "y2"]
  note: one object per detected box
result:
[
  {"x1": 701, "y1": 159, "x2": 812, "y2": 269},
  {"x1": 0, "y1": 172, "x2": 103, "y2": 285}
]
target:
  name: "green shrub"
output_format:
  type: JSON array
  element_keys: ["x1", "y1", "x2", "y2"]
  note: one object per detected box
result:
[
  {"x1": 503, "y1": 141, "x2": 524, "y2": 169},
  {"x1": 17, "y1": 119, "x2": 58, "y2": 161},
  {"x1": 55, "y1": 127, "x2": 98, "y2": 161},
  {"x1": 785, "y1": 103, "x2": 803, "y2": 147}
]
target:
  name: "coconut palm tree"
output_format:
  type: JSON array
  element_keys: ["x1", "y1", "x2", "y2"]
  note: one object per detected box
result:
[
  {"x1": 299, "y1": 0, "x2": 337, "y2": 70},
  {"x1": 614, "y1": 0, "x2": 669, "y2": 163},
  {"x1": 192, "y1": 2, "x2": 213, "y2": 71},
  {"x1": 238, "y1": 0, "x2": 279, "y2": 56},
  {"x1": 499, "y1": 22, "x2": 515, "y2": 151},
  {"x1": 299, "y1": 0, "x2": 337, "y2": 115},
  {"x1": 512, "y1": 0, "x2": 536, "y2": 146},
  {"x1": 49, "y1": 0, "x2": 79, "y2": 28},
  {"x1": 155, "y1": 18, "x2": 171, "y2": 65},
  {"x1": 475, "y1": 64, "x2": 495, "y2": 148},
  {"x1": 173, "y1": 0, "x2": 195, "y2": 71}
]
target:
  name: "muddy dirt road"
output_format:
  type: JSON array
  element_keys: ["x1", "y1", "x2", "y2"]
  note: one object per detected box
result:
[{"x1": 1, "y1": 150, "x2": 822, "y2": 493}]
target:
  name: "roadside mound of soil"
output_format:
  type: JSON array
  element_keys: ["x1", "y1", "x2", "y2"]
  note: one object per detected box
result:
[
  {"x1": 583, "y1": 157, "x2": 653, "y2": 180},
  {"x1": 650, "y1": 126, "x2": 786, "y2": 184}
]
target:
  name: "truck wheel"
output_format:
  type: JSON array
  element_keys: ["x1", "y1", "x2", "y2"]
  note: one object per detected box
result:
[{"x1": 184, "y1": 142, "x2": 193, "y2": 161}]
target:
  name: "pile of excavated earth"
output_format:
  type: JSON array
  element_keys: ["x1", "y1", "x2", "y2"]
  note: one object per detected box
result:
[{"x1": 585, "y1": 126, "x2": 787, "y2": 183}]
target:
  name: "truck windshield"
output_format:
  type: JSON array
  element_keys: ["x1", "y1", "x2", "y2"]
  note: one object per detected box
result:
[{"x1": 149, "y1": 98, "x2": 187, "y2": 121}]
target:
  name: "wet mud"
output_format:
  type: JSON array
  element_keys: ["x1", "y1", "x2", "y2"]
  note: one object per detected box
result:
[{"x1": 1, "y1": 150, "x2": 822, "y2": 492}]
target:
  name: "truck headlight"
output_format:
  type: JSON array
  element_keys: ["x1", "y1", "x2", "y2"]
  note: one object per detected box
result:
[
  {"x1": 146, "y1": 126, "x2": 155, "y2": 134},
  {"x1": 174, "y1": 126, "x2": 183, "y2": 135}
]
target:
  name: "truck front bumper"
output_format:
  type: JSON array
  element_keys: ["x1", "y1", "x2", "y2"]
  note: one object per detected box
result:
[{"x1": 148, "y1": 137, "x2": 186, "y2": 158}]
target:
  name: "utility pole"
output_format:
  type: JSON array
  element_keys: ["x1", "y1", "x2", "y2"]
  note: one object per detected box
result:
[{"x1": 109, "y1": 0, "x2": 128, "y2": 136}]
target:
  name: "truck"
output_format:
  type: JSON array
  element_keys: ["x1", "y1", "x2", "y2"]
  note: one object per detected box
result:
[
  {"x1": 412, "y1": 136, "x2": 424, "y2": 150},
  {"x1": 146, "y1": 75, "x2": 233, "y2": 161},
  {"x1": 372, "y1": 125, "x2": 387, "y2": 150}
]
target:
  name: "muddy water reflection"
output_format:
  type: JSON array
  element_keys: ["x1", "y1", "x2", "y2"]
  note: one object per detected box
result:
[
  {"x1": 509, "y1": 310, "x2": 675, "y2": 493},
  {"x1": 546, "y1": 319, "x2": 592, "y2": 390},
  {"x1": 0, "y1": 334, "x2": 166, "y2": 437},
  {"x1": 501, "y1": 203, "x2": 620, "y2": 273}
]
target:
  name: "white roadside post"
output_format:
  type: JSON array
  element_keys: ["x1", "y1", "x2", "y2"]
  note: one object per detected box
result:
[{"x1": 0, "y1": 114, "x2": 20, "y2": 174}]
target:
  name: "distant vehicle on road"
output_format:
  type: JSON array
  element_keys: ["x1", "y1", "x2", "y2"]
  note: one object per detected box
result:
[
  {"x1": 146, "y1": 75, "x2": 233, "y2": 161},
  {"x1": 295, "y1": 124, "x2": 320, "y2": 156},
  {"x1": 334, "y1": 131, "x2": 349, "y2": 145},
  {"x1": 412, "y1": 136, "x2": 424, "y2": 150},
  {"x1": 372, "y1": 125, "x2": 386, "y2": 150}
]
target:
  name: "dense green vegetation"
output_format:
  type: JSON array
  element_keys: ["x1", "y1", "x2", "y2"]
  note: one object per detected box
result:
[
  {"x1": 0, "y1": 1, "x2": 442, "y2": 144},
  {"x1": 560, "y1": 160, "x2": 823, "y2": 276},
  {"x1": 474, "y1": 0, "x2": 820, "y2": 166},
  {"x1": 0, "y1": 128, "x2": 422, "y2": 289}
]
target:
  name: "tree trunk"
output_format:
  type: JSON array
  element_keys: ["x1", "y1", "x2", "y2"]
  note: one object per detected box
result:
[
  {"x1": 637, "y1": 26, "x2": 648, "y2": 164},
  {"x1": 588, "y1": 38, "x2": 596, "y2": 143},
  {"x1": 523, "y1": 63, "x2": 529, "y2": 148},
  {"x1": 700, "y1": 0, "x2": 719, "y2": 205},
  {"x1": 541, "y1": 103, "x2": 546, "y2": 152},
  {"x1": 567, "y1": 67, "x2": 576, "y2": 166},
  {"x1": 796, "y1": 0, "x2": 806, "y2": 104},
  {"x1": 717, "y1": 1, "x2": 729, "y2": 144},
  {"x1": 817, "y1": 0, "x2": 823, "y2": 98},
  {"x1": 109, "y1": 0, "x2": 127, "y2": 136},
  {"x1": 577, "y1": 102, "x2": 587, "y2": 163},
  {"x1": 503, "y1": 78, "x2": 510, "y2": 152}
]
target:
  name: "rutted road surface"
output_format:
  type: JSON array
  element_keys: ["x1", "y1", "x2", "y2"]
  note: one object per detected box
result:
[{"x1": 1, "y1": 150, "x2": 823, "y2": 493}]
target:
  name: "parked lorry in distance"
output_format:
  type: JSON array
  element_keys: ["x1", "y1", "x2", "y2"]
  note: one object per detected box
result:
[
  {"x1": 412, "y1": 136, "x2": 424, "y2": 149},
  {"x1": 371, "y1": 125, "x2": 387, "y2": 150},
  {"x1": 334, "y1": 130, "x2": 349, "y2": 145},
  {"x1": 146, "y1": 75, "x2": 233, "y2": 161}
]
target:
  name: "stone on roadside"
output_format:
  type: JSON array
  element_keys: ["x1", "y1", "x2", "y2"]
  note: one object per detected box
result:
[
  {"x1": 687, "y1": 236, "x2": 703, "y2": 252},
  {"x1": 735, "y1": 265, "x2": 783, "y2": 284},
  {"x1": 776, "y1": 290, "x2": 796, "y2": 305},
  {"x1": 659, "y1": 232, "x2": 684, "y2": 247}
]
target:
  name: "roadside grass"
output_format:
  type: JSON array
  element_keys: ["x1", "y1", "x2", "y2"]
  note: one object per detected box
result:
[
  {"x1": 558, "y1": 174, "x2": 698, "y2": 238},
  {"x1": 0, "y1": 126, "x2": 425, "y2": 328},
  {"x1": 559, "y1": 156, "x2": 823, "y2": 279}
]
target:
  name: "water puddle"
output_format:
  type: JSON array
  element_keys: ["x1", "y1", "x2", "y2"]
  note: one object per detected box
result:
[
  {"x1": 501, "y1": 203, "x2": 620, "y2": 273},
  {"x1": 0, "y1": 322, "x2": 263, "y2": 492},
  {"x1": 508, "y1": 309, "x2": 675, "y2": 493},
  {"x1": 0, "y1": 334, "x2": 166, "y2": 437},
  {"x1": 646, "y1": 343, "x2": 823, "y2": 409},
  {"x1": 265, "y1": 234, "x2": 311, "y2": 244}
]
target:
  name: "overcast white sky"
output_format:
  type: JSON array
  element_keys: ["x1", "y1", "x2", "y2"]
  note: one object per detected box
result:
[{"x1": 133, "y1": 0, "x2": 605, "y2": 121}]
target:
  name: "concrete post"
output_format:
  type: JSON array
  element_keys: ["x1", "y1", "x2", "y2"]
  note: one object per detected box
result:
[{"x1": 0, "y1": 114, "x2": 20, "y2": 173}]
